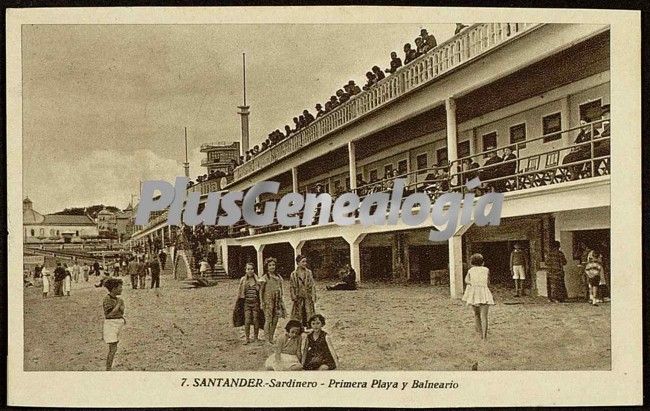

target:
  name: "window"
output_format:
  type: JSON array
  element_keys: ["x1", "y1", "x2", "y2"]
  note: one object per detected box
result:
[
  {"x1": 579, "y1": 99, "x2": 602, "y2": 123},
  {"x1": 416, "y1": 153, "x2": 428, "y2": 171},
  {"x1": 50, "y1": 229, "x2": 55, "y2": 236},
  {"x1": 30, "y1": 229, "x2": 35, "y2": 236},
  {"x1": 457, "y1": 141, "x2": 470, "y2": 159},
  {"x1": 509, "y1": 123, "x2": 526, "y2": 149},
  {"x1": 345, "y1": 177, "x2": 350, "y2": 189},
  {"x1": 333, "y1": 180, "x2": 342, "y2": 193},
  {"x1": 76, "y1": 231, "x2": 79, "y2": 236},
  {"x1": 39, "y1": 228, "x2": 44, "y2": 237},
  {"x1": 542, "y1": 113, "x2": 562, "y2": 143},
  {"x1": 384, "y1": 164, "x2": 393, "y2": 178},
  {"x1": 482, "y1": 132, "x2": 497, "y2": 152},
  {"x1": 369, "y1": 169, "x2": 378, "y2": 181},
  {"x1": 356, "y1": 173, "x2": 363, "y2": 182},
  {"x1": 436, "y1": 147, "x2": 448, "y2": 166},
  {"x1": 397, "y1": 160, "x2": 408, "y2": 176}
]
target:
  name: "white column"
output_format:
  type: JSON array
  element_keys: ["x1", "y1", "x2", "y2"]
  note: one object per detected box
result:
[
  {"x1": 344, "y1": 233, "x2": 366, "y2": 283},
  {"x1": 290, "y1": 240, "x2": 306, "y2": 270},
  {"x1": 445, "y1": 97, "x2": 458, "y2": 164},
  {"x1": 348, "y1": 141, "x2": 357, "y2": 191},
  {"x1": 561, "y1": 96, "x2": 571, "y2": 145},
  {"x1": 220, "y1": 242, "x2": 229, "y2": 275},
  {"x1": 291, "y1": 167, "x2": 299, "y2": 193},
  {"x1": 254, "y1": 244, "x2": 265, "y2": 275},
  {"x1": 448, "y1": 235, "x2": 464, "y2": 299}
]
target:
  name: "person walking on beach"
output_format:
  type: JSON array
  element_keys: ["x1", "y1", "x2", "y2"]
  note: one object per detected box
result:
[
  {"x1": 149, "y1": 256, "x2": 161, "y2": 288},
  {"x1": 53, "y1": 262, "x2": 66, "y2": 296},
  {"x1": 462, "y1": 253, "x2": 495, "y2": 340},
  {"x1": 82, "y1": 262, "x2": 90, "y2": 282},
  {"x1": 63, "y1": 263, "x2": 72, "y2": 296},
  {"x1": 127, "y1": 257, "x2": 139, "y2": 289},
  {"x1": 102, "y1": 278, "x2": 125, "y2": 371},
  {"x1": 41, "y1": 265, "x2": 51, "y2": 298},
  {"x1": 290, "y1": 255, "x2": 316, "y2": 328},
  {"x1": 260, "y1": 257, "x2": 286, "y2": 344},
  {"x1": 138, "y1": 258, "x2": 147, "y2": 289},
  {"x1": 71, "y1": 261, "x2": 81, "y2": 283}
]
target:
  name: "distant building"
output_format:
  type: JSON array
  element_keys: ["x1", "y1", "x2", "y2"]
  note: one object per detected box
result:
[
  {"x1": 96, "y1": 207, "x2": 117, "y2": 236},
  {"x1": 115, "y1": 203, "x2": 135, "y2": 242},
  {"x1": 200, "y1": 141, "x2": 240, "y2": 175},
  {"x1": 23, "y1": 197, "x2": 98, "y2": 243}
]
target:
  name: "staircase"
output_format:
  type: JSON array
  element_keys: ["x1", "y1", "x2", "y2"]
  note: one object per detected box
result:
[{"x1": 173, "y1": 249, "x2": 226, "y2": 289}]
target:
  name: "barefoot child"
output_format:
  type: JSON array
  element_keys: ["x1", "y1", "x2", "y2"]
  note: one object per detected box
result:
[
  {"x1": 264, "y1": 320, "x2": 304, "y2": 371},
  {"x1": 585, "y1": 250, "x2": 605, "y2": 306},
  {"x1": 261, "y1": 257, "x2": 286, "y2": 344},
  {"x1": 102, "y1": 278, "x2": 125, "y2": 371},
  {"x1": 302, "y1": 314, "x2": 339, "y2": 370},
  {"x1": 462, "y1": 254, "x2": 495, "y2": 340},
  {"x1": 234, "y1": 263, "x2": 263, "y2": 344}
]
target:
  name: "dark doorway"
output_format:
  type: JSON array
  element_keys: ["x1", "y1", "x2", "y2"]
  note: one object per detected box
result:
[
  {"x1": 262, "y1": 243, "x2": 295, "y2": 280},
  {"x1": 408, "y1": 244, "x2": 449, "y2": 283},
  {"x1": 361, "y1": 246, "x2": 393, "y2": 281},
  {"x1": 471, "y1": 240, "x2": 531, "y2": 286}
]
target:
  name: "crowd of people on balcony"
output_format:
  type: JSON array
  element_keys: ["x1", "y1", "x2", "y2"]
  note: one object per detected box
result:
[
  {"x1": 186, "y1": 169, "x2": 227, "y2": 190},
  {"x1": 235, "y1": 26, "x2": 465, "y2": 167}
]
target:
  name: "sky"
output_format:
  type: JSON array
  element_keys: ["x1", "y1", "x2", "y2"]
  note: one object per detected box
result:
[{"x1": 22, "y1": 23, "x2": 457, "y2": 214}]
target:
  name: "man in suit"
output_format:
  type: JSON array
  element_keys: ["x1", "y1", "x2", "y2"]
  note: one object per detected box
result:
[{"x1": 481, "y1": 149, "x2": 503, "y2": 192}]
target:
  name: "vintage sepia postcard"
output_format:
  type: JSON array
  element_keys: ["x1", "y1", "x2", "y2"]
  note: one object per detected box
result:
[{"x1": 6, "y1": 6, "x2": 643, "y2": 408}]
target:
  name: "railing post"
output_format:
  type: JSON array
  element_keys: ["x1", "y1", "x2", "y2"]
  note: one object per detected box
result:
[{"x1": 590, "y1": 123, "x2": 595, "y2": 177}]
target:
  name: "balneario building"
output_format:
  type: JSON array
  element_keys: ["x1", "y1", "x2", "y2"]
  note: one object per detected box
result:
[{"x1": 130, "y1": 23, "x2": 610, "y2": 298}]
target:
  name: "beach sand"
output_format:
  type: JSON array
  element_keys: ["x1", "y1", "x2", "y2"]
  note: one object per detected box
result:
[{"x1": 23, "y1": 275, "x2": 610, "y2": 371}]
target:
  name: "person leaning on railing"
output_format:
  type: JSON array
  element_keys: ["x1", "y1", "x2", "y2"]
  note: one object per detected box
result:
[
  {"x1": 561, "y1": 120, "x2": 593, "y2": 181},
  {"x1": 371, "y1": 66, "x2": 385, "y2": 82},
  {"x1": 480, "y1": 149, "x2": 504, "y2": 192},
  {"x1": 385, "y1": 51, "x2": 403, "y2": 74},
  {"x1": 362, "y1": 71, "x2": 377, "y2": 91},
  {"x1": 403, "y1": 43, "x2": 418, "y2": 64},
  {"x1": 419, "y1": 28, "x2": 437, "y2": 52},
  {"x1": 336, "y1": 89, "x2": 350, "y2": 104}
]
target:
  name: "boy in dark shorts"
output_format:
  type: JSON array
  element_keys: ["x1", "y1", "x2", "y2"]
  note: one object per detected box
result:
[{"x1": 102, "y1": 278, "x2": 125, "y2": 371}]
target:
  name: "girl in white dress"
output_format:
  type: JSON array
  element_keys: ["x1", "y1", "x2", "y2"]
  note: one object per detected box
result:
[
  {"x1": 41, "y1": 266, "x2": 51, "y2": 298},
  {"x1": 462, "y1": 253, "x2": 495, "y2": 340}
]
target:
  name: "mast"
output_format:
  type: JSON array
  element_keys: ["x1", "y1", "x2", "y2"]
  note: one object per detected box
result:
[
  {"x1": 183, "y1": 126, "x2": 190, "y2": 178},
  {"x1": 237, "y1": 52, "x2": 250, "y2": 156}
]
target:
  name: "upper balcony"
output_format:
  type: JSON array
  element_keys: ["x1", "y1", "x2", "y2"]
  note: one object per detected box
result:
[
  {"x1": 200, "y1": 141, "x2": 239, "y2": 152},
  {"x1": 233, "y1": 22, "x2": 542, "y2": 182}
]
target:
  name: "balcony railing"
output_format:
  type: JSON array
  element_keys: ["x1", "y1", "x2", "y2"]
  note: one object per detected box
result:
[
  {"x1": 233, "y1": 22, "x2": 542, "y2": 182},
  {"x1": 200, "y1": 141, "x2": 237, "y2": 151},
  {"x1": 226, "y1": 118, "x2": 610, "y2": 239}
]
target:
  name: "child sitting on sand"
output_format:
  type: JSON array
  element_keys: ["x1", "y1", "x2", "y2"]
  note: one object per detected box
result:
[
  {"x1": 264, "y1": 320, "x2": 304, "y2": 371},
  {"x1": 102, "y1": 278, "x2": 125, "y2": 371},
  {"x1": 302, "y1": 314, "x2": 339, "y2": 370},
  {"x1": 462, "y1": 253, "x2": 495, "y2": 340}
]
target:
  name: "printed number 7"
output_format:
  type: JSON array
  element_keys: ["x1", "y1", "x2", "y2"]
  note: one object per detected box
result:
[{"x1": 181, "y1": 378, "x2": 187, "y2": 386}]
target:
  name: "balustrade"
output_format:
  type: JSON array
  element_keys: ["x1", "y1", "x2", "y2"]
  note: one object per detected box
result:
[{"x1": 233, "y1": 23, "x2": 541, "y2": 181}]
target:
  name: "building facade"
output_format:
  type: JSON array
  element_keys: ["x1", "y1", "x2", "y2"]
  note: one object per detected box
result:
[
  {"x1": 23, "y1": 197, "x2": 99, "y2": 243},
  {"x1": 200, "y1": 141, "x2": 241, "y2": 176},
  {"x1": 130, "y1": 23, "x2": 611, "y2": 299}
]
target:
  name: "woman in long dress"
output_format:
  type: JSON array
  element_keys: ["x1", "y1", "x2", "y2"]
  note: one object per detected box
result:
[
  {"x1": 260, "y1": 257, "x2": 286, "y2": 344},
  {"x1": 289, "y1": 255, "x2": 316, "y2": 328},
  {"x1": 63, "y1": 263, "x2": 72, "y2": 296},
  {"x1": 41, "y1": 266, "x2": 51, "y2": 298}
]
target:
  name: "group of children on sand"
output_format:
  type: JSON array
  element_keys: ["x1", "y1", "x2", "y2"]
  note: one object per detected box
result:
[{"x1": 232, "y1": 256, "x2": 339, "y2": 371}]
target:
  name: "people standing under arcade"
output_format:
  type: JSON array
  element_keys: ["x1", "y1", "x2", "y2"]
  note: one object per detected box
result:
[
  {"x1": 510, "y1": 243, "x2": 529, "y2": 297},
  {"x1": 546, "y1": 241, "x2": 568, "y2": 303},
  {"x1": 290, "y1": 255, "x2": 317, "y2": 328},
  {"x1": 260, "y1": 257, "x2": 286, "y2": 344}
]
